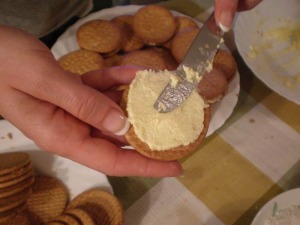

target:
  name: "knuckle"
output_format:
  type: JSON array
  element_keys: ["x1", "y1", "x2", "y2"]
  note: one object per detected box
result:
[{"x1": 72, "y1": 92, "x2": 100, "y2": 123}]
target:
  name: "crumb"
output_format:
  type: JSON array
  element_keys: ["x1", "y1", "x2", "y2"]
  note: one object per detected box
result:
[
  {"x1": 249, "y1": 118, "x2": 255, "y2": 123},
  {"x1": 7, "y1": 132, "x2": 13, "y2": 139}
]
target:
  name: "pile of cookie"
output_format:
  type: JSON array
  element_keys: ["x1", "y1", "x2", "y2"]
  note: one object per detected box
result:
[
  {"x1": 58, "y1": 4, "x2": 237, "y2": 104},
  {"x1": 0, "y1": 152, "x2": 34, "y2": 223},
  {"x1": 0, "y1": 152, "x2": 124, "y2": 225}
]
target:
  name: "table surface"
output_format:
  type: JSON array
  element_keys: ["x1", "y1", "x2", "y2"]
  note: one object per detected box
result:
[{"x1": 107, "y1": 0, "x2": 300, "y2": 225}]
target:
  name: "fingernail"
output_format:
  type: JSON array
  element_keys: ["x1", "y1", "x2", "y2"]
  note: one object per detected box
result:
[
  {"x1": 102, "y1": 109, "x2": 130, "y2": 136},
  {"x1": 178, "y1": 171, "x2": 185, "y2": 177},
  {"x1": 218, "y1": 10, "x2": 233, "y2": 32}
]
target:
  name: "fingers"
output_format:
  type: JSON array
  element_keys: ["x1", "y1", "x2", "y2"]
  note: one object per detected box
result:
[
  {"x1": 0, "y1": 26, "x2": 138, "y2": 135},
  {"x1": 3, "y1": 54, "x2": 129, "y2": 135},
  {"x1": 90, "y1": 128, "x2": 128, "y2": 147},
  {"x1": 214, "y1": 0, "x2": 262, "y2": 31},
  {"x1": 47, "y1": 66, "x2": 143, "y2": 135},
  {"x1": 236, "y1": 0, "x2": 263, "y2": 11},
  {"x1": 0, "y1": 26, "x2": 183, "y2": 177},
  {"x1": 0, "y1": 85, "x2": 181, "y2": 177},
  {"x1": 82, "y1": 65, "x2": 142, "y2": 90},
  {"x1": 214, "y1": 0, "x2": 239, "y2": 32},
  {"x1": 67, "y1": 137, "x2": 183, "y2": 177}
]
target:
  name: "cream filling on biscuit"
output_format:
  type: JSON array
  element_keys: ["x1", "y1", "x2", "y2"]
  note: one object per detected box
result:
[{"x1": 127, "y1": 69, "x2": 206, "y2": 151}]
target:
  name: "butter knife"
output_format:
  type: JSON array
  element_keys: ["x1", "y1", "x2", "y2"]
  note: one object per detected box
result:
[{"x1": 154, "y1": 12, "x2": 224, "y2": 113}]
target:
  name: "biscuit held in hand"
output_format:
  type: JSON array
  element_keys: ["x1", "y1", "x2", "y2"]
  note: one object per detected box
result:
[{"x1": 121, "y1": 70, "x2": 211, "y2": 161}]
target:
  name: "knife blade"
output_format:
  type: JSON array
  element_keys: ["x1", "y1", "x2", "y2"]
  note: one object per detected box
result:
[{"x1": 154, "y1": 12, "x2": 224, "y2": 113}]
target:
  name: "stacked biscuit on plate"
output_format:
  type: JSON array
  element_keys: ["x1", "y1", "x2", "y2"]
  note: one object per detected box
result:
[
  {"x1": 58, "y1": 5, "x2": 237, "y2": 161},
  {"x1": 0, "y1": 152, "x2": 34, "y2": 223},
  {"x1": 0, "y1": 152, "x2": 124, "y2": 225}
]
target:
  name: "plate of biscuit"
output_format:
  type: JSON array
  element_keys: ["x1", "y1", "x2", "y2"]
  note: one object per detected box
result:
[
  {"x1": 0, "y1": 120, "x2": 113, "y2": 200},
  {"x1": 0, "y1": 149, "x2": 123, "y2": 223},
  {"x1": 52, "y1": 5, "x2": 240, "y2": 160}
]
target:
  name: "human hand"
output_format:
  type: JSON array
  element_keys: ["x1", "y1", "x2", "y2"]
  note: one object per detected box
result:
[
  {"x1": 0, "y1": 25, "x2": 182, "y2": 177},
  {"x1": 214, "y1": 0, "x2": 263, "y2": 31}
]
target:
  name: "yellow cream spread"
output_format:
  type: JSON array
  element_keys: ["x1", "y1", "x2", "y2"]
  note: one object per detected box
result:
[{"x1": 127, "y1": 70, "x2": 206, "y2": 151}]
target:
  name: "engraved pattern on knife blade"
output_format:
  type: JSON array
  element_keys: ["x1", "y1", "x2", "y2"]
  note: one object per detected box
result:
[{"x1": 154, "y1": 79, "x2": 196, "y2": 113}]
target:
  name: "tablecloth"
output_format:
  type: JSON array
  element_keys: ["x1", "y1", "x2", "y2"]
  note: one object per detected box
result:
[{"x1": 107, "y1": 1, "x2": 300, "y2": 224}]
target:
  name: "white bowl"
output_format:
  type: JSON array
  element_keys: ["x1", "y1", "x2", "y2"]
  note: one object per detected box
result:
[
  {"x1": 234, "y1": 0, "x2": 300, "y2": 105},
  {"x1": 0, "y1": 120, "x2": 113, "y2": 199},
  {"x1": 251, "y1": 188, "x2": 300, "y2": 225}
]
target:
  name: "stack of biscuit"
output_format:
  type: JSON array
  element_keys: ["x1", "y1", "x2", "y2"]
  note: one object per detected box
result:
[
  {"x1": 0, "y1": 152, "x2": 34, "y2": 223},
  {"x1": 58, "y1": 5, "x2": 237, "y2": 104},
  {"x1": 46, "y1": 189, "x2": 124, "y2": 225},
  {"x1": 0, "y1": 152, "x2": 124, "y2": 225}
]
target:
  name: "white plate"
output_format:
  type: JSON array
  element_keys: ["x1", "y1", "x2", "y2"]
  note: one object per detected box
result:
[
  {"x1": 251, "y1": 188, "x2": 300, "y2": 225},
  {"x1": 51, "y1": 5, "x2": 240, "y2": 137},
  {"x1": 234, "y1": 0, "x2": 300, "y2": 105},
  {"x1": 0, "y1": 120, "x2": 113, "y2": 199}
]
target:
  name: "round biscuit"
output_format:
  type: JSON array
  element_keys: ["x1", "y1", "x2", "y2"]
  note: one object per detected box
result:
[
  {"x1": 0, "y1": 162, "x2": 33, "y2": 183},
  {"x1": 0, "y1": 168, "x2": 34, "y2": 188},
  {"x1": 120, "y1": 49, "x2": 167, "y2": 71},
  {"x1": 0, "y1": 188, "x2": 31, "y2": 213},
  {"x1": 51, "y1": 214, "x2": 80, "y2": 225},
  {"x1": 0, "y1": 212, "x2": 30, "y2": 225},
  {"x1": 103, "y1": 54, "x2": 123, "y2": 68},
  {"x1": 0, "y1": 203, "x2": 26, "y2": 223},
  {"x1": 170, "y1": 27, "x2": 200, "y2": 63},
  {"x1": 0, "y1": 176, "x2": 34, "y2": 199},
  {"x1": 213, "y1": 49, "x2": 237, "y2": 81},
  {"x1": 76, "y1": 19, "x2": 122, "y2": 54},
  {"x1": 198, "y1": 69, "x2": 228, "y2": 103},
  {"x1": 175, "y1": 16, "x2": 198, "y2": 33},
  {"x1": 112, "y1": 15, "x2": 144, "y2": 52},
  {"x1": 133, "y1": 5, "x2": 177, "y2": 45},
  {"x1": 26, "y1": 175, "x2": 68, "y2": 224},
  {"x1": 46, "y1": 222, "x2": 65, "y2": 225},
  {"x1": 0, "y1": 152, "x2": 30, "y2": 175},
  {"x1": 67, "y1": 189, "x2": 124, "y2": 225},
  {"x1": 148, "y1": 47, "x2": 179, "y2": 71},
  {"x1": 65, "y1": 208, "x2": 95, "y2": 225},
  {"x1": 58, "y1": 49, "x2": 104, "y2": 75}
]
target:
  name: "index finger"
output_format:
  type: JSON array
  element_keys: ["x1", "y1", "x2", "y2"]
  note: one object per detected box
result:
[
  {"x1": 65, "y1": 137, "x2": 183, "y2": 177},
  {"x1": 236, "y1": 0, "x2": 263, "y2": 11},
  {"x1": 82, "y1": 66, "x2": 144, "y2": 91}
]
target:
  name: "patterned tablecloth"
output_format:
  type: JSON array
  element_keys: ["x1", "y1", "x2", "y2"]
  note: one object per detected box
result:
[{"x1": 107, "y1": 0, "x2": 300, "y2": 224}]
